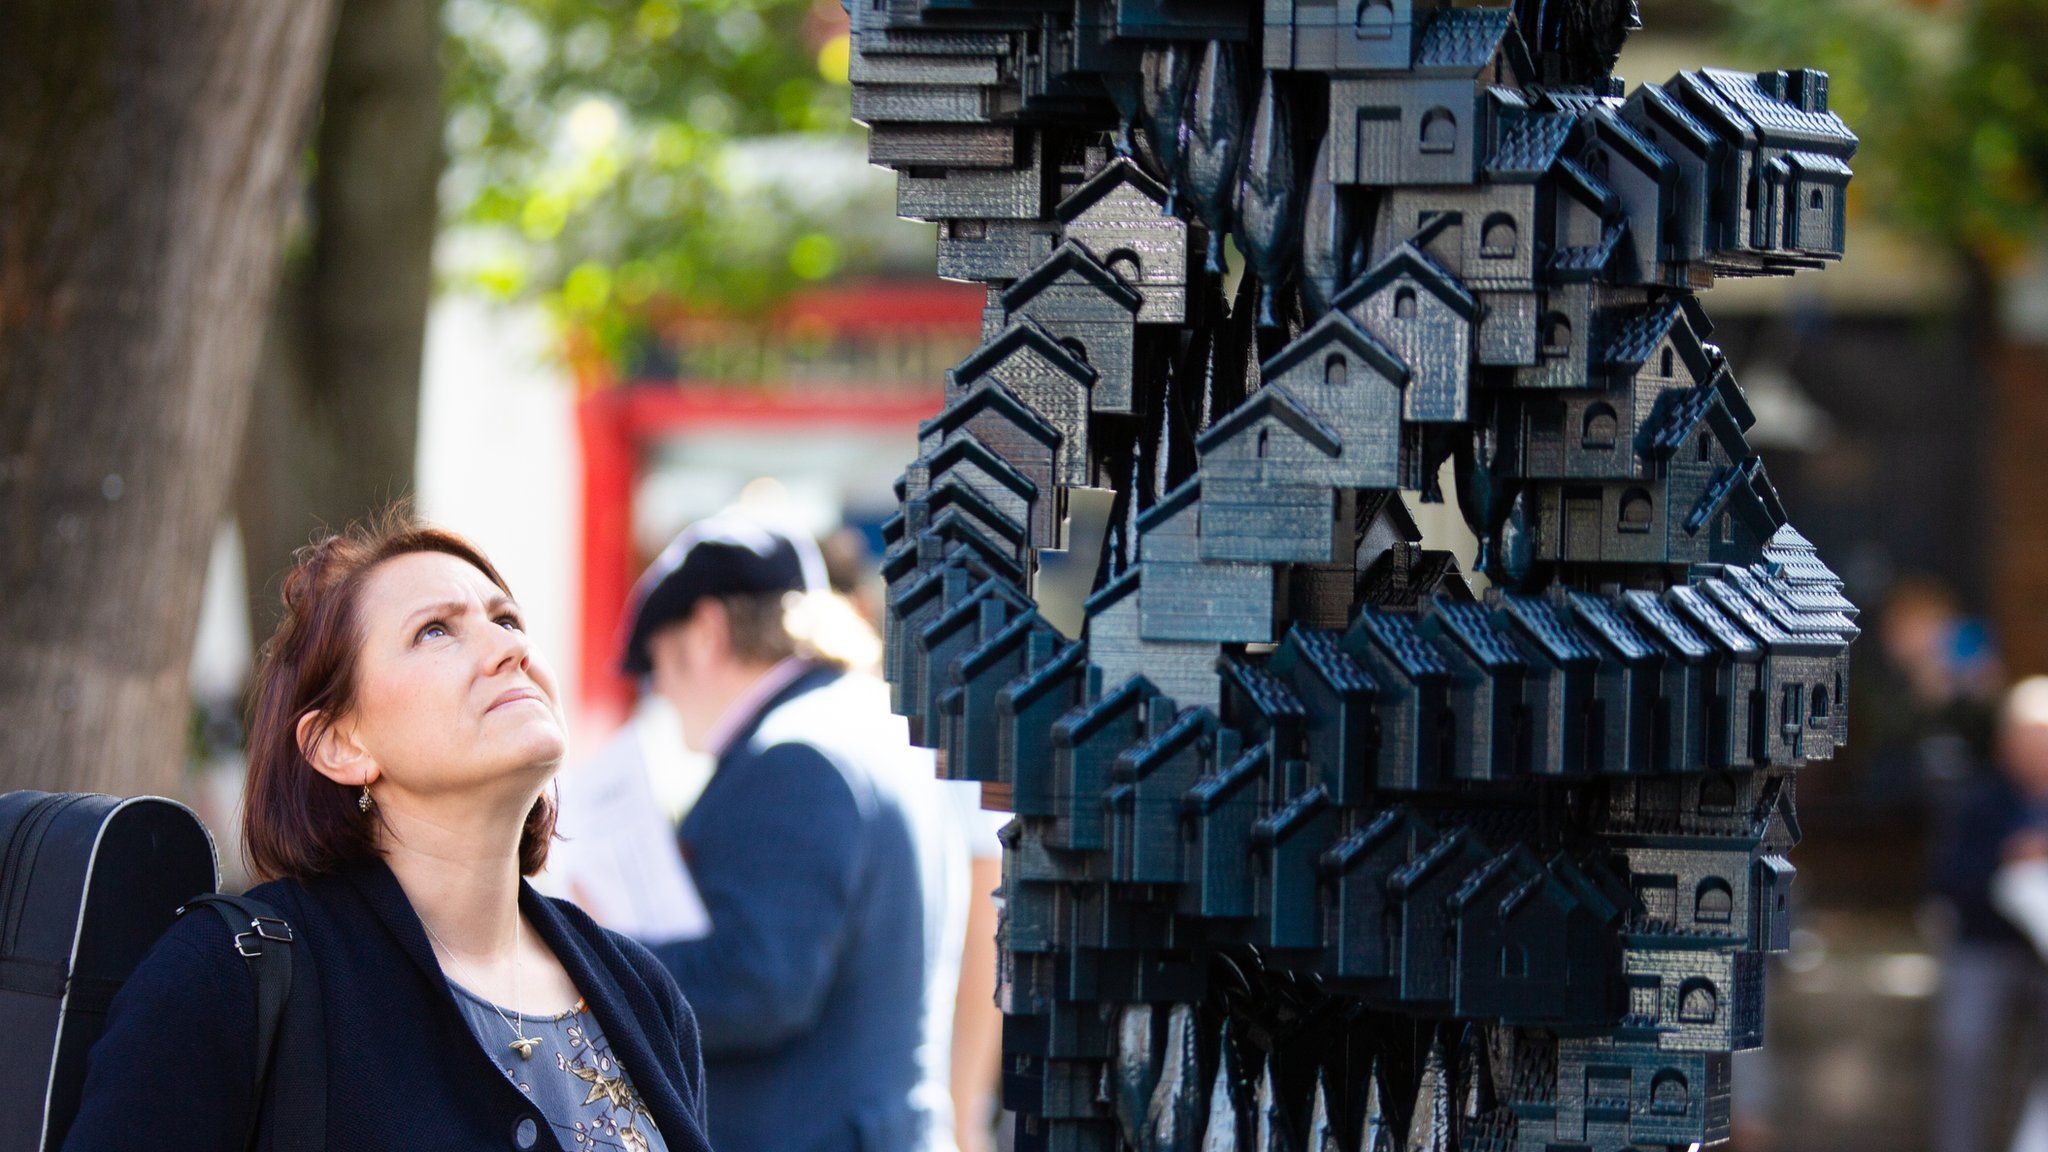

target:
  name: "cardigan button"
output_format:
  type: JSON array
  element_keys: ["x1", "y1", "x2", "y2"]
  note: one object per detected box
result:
[{"x1": 512, "y1": 1116, "x2": 539, "y2": 1150}]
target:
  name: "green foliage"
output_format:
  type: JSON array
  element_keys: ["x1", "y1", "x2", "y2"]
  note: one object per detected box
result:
[
  {"x1": 442, "y1": 0, "x2": 904, "y2": 356},
  {"x1": 1725, "y1": 0, "x2": 2048, "y2": 269}
]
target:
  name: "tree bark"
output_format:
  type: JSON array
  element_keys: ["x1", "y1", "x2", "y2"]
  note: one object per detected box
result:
[
  {"x1": 238, "y1": 0, "x2": 443, "y2": 642},
  {"x1": 0, "y1": 1, "x2": 339, "y2": 794}
]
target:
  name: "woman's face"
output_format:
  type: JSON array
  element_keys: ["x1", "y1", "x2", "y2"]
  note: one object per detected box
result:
[{"x1": 339, "y1": 550, "x2": 565, "y2": 802}]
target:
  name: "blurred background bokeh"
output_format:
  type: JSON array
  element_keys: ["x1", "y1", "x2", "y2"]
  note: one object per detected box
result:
[{"x1": 4, "y1": 0, "x2": 2048, "y2": 1149}]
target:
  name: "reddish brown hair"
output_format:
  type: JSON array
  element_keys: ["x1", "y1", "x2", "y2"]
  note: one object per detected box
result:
[{"x1": 242, "y1": 509, "x2": 557, "y2": 882}]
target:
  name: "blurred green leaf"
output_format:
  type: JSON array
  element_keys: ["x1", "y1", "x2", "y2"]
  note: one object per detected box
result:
[{"x1": 442, "y1": 0, "x2": 912, "y2": 365}]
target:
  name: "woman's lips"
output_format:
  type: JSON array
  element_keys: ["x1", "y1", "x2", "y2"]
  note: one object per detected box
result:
[{"x1": 486, "y1": 687, "x2": 547, "y2": 714}]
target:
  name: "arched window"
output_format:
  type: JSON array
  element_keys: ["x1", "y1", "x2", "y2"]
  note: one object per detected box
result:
[
  {"x1": 1812, "y1": 685, "x2": 1830, "y2": 720},
  {"x1": 1500, "y1": 942, "x2": 1529, "y2": 978},
  {"x1": 1581, "y1": 403, "x2": 1618, "y2": 449},
  {"x1": 1356, "y1": 0, "x2": 1395, "y2": 39},
  {"x1": 1700, "y1": 774, "x2": 1736, "y2": 813},
  {"x1": 1717, "y1": 512, "x2": 1733, "y2": 544},
  {"x1": 1678, "y1": 979, "x2": 1718, "y2": 1023},
  {"x1": 1059, "y1": 337, "x2": 1090, "y2": 365},
  {"x1": 1481, "y1": 213, "x2": 1518, "y2": 258},
  {"x1": 1106, "y1": 248, "x2": 1142, "y2": 285},
  {"x1": 1618, "y1": 488, "x2": 1653, "y2": 533},
  {"x1": 1810, "y1": 188, "x2": 1825, "y2": 210},
  {"x1": 1394, "y1": 286, "x2": 1417, "y2": 319},
  {"x1": 1650, "y1": 1071, "x2": 1690, "y2": 1115},
  {"x1": 1541, "y1": 312, "x2": 1571, "y2": 358},
  {"x1": 1695, "y1": 878, "x2": 1733, "y2": 924},
  {"x1": 1661, "y1": 346, "x2": 1675, "y2": 377},
  {"x1": 1696, "y1": 432, "x2": 1712, "y2": 462},
  {"x1": 1420, "y1": 107, "x2": 1457, "y2": 154},
  {"x1": 1256, "y1": 428, "x2": 1270, "y2": 459}
]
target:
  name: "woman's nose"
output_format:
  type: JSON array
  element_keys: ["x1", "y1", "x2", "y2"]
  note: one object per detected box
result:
[{"x1": 484, "y1": 620, "x2": 531, "y2": 673}]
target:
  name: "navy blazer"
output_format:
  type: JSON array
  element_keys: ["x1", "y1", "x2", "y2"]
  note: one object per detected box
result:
[
  {"x1": 651, "y1": 665, "x2": 941, "y2": 1152},
  {"x1": 62, "y1": 857, "x2": 712, "y2": 1152}
]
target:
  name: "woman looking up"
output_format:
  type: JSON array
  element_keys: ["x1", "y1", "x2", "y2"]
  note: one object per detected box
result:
[{"x1": 63, "y1": 512, "x2": 708, "y2": 1152}]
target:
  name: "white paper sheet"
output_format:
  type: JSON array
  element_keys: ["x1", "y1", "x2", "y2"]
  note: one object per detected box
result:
[{"x1": 545, "y1": 711, "x2": 712, "y2": 943}]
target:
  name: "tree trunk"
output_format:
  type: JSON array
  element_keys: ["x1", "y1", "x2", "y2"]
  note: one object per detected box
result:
[
  {"x1": 238, "y1": 0, "x2": 443, "y2": 642},
  {"x1": 0, "y1": 1, "x2": 339, "y2": 795}
]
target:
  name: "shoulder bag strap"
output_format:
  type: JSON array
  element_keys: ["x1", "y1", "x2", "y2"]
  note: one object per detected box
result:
[{"x1": 178, "y1": 893, "x2": 325, "y2": 1151}]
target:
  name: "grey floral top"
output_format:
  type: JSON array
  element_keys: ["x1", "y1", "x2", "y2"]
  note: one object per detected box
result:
[{"x1": 448, "y1": 981, "x2": 670, "y2": 1152}]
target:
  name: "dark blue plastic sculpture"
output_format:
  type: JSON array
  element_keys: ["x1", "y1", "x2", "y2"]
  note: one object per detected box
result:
[{"x1": 857, "y1": 2, "x2": 1858, "y2": 1148}]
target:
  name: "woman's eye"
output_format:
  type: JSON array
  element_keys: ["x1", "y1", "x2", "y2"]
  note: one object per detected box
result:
[
  {"x1": 416, "y1": 621, "x2": 448, "y2": 643},
  {"x1": 496, "y1": 613, "x2": 523, "y2": 631}
]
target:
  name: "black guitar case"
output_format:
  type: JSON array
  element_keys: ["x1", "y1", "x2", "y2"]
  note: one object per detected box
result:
[{"x1": 0, "y1": 791, "x2": 218, "y2": 1151}]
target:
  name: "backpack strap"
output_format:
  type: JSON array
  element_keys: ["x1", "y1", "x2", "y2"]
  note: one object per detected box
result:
[{"x1": 178, "y1": 894, "x2": 326, "y2": 1151}]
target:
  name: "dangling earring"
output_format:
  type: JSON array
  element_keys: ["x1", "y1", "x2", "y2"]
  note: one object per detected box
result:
[{"x1": 359, "y1": 785, "x2": 374, "y2": 814}]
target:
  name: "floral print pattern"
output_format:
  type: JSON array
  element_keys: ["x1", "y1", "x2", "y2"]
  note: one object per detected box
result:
[{"x1": 450, "y1": 984, "x2": 667, "y2": 1152}]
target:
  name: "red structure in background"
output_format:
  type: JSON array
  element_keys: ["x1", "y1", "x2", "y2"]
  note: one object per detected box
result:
[{"x1": 573, "y1": 281, "x2": 985, "y2": 726}]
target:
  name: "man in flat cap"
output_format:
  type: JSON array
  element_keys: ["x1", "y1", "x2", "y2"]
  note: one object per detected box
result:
[{"x1": 562, "y1": 510, "x2": 983, "y2": 1152}]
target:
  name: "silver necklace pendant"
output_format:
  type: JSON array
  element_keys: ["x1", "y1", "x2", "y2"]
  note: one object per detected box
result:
[{"x1": 509, "y1": 1034, "x2": 541, "y2": 1060}]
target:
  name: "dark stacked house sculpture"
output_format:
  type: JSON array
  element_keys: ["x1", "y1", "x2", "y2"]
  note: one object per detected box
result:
[{"x1": 856, "y1": 1, "x2": 1858, "y2": 1148}]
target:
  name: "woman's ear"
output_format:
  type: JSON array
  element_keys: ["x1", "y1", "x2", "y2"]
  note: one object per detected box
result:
[{"x1": 297, "y1": 709, "x2": 378, "y2": 788}]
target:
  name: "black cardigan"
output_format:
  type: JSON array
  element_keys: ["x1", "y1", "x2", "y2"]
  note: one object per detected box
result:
[{"x1": 60, "y1": 858, "x2": 712, "y2": 1152}]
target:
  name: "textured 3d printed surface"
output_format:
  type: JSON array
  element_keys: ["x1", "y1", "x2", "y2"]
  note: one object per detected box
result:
[{"x1": 857, "y1": 2, "x2": 1858, "y2": 1148}]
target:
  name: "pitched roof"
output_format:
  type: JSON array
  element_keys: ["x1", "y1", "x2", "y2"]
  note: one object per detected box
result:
[
  {"x1": 1667, "y1": 69, "x2": 1755, "y2": 145},
  {"x1": 1684, "y1": 461, "x2": 1736, "y2": 535},
  {"x1": 1590, "y1": 107, "x2": 1670, "y2": 176},
  {"x1": 925, "y1": 479, "x2": 1026, "y2": 552},
  {"x1": 1322, "y1": 805, "x2": 1430, "y2": 874},
  {"x1": 1427, "y1": 598, "x2": 1525, "y2": 671},
  {"x1": 1000, "y1": 239, "x2": 1143, "y2": 315},
  {"x1": 1331, "y1": 243, "x2": 1479, "y2": 321},
  {"x1": 1484, "y1": 112, "x2": 1578, "y2": 179},
  {"x1": 1055, "y1": 668, "x2": 1157, "y2": 745},
  {"x1": 1054, "y1": 154, "x2": 1172, "y2": 223},
  {"x1": 1195, "y1": 383, "x2": 1344, "y2": 459},
  {"x1": 1390, "y1": 827, "x2": 1483, "y2": 893},
  {"x1": 1667, "y1": 584, "x2": 1760, "y2": 656},
  {"x1": 1553, "y1": 156, "x2": 1619, "y2": 213},
  {"x1": 1258, "y1": 308, "x2": 1411, "y2": 384},
  {"x1": 1114, "y1": 706, "x2": 1212, "y2": 780},
  {"x1": 1353, "y1": 607, "x2": 1451, "y2": 679},
  {"x1": 1628, "y1": 81, "x2": 1716, "y2": 154},
  {"x1": 1545, "y1": 222, "x2": 1627, "y2": 279},
  {"x1": 921, "y1": 380, "x2": 1063, "y2": 450},
  {"x1": 1600, "y1": 299, "x2": 1688, "y2": 371},
  {"x1": 1221, "y1": 657, "x2": 1308, "y2": 720},
  {"x1": 1701, "y1": 577, "x2": 1794, "y2": 646},
  {"x1": 922, "y1": 432, "x2": 1040, "y2": 503},
  {"x1": 1187, "y1": 744, "x2": 1269, "y2": 813},
  {"x1": 1500, "y1": 594, "x2": 1599, "y2": 666},
  {"x1": 949, "y1": 316, "x2": 1098, "y2": 391},
  {"x1": 1133, "y1": 476, "x2": 1201, "y2": 534},
  {"x1": 1699, "y1": 67, "x2": 1858, "y2": 153},
  {"x1": 1565, "y1": 591, "x2": 1656, "y2": 662},
  {"x1": 1413, "y1": 7, "x2": 1518, "y2": 73},
  {"x1": 1253, "y1": 783, "x2": 1332, "y2": 844},
  {"x1": 1638, "y1": 382, "x2": 1724, "y2": 459},
  {"x1": 1083, "y1": 564, "x2": 1141, "y2": 616},
  {"x1": 1279, "y1": 625, "x2": 1378, "y2": 695},
  {"x1": 1785, "y1": 150, "x2": 1853, "y2": 178},
  {"x1": 1621, "y1": 589, "x2": 1712, "y2": 660},
  {"x1": 998, "y1": 637, "x2": 1086, "y2": 711}
]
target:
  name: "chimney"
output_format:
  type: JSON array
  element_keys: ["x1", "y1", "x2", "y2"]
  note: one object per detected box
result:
[{"x1": 1790, "y1": 68, "x2": 1830, "y2": 113}]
